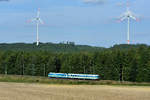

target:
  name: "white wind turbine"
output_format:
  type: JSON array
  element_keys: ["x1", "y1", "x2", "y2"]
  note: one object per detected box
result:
[
  {"x1": 118, "y1": 2, "x2": 139, "y2": 44},
  {"x1": 29, "y1": 8, "x2": 44, "y2": 46}
]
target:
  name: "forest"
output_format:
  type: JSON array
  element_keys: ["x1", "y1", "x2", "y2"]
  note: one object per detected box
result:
[{"x1": 0, "y1": 43, "x2": 150, "y2": 82}]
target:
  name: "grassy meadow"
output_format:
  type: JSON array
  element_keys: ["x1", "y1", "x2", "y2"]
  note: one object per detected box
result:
[{"x1": 0, "y1": 75, "x2": 150, "y2": 86}]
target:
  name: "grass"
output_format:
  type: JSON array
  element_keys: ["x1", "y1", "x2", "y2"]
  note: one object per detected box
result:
[
  {"x1": 0, "y1": 74, "x2": 150, "y2": 86},
  {"x1": 0, "y1": 82, "x2": 150, "y2": 100}
]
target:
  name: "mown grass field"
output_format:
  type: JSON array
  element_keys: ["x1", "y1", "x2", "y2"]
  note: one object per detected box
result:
[{"x1": 0, "y1": 82, "x2": 150, "y2": 100}]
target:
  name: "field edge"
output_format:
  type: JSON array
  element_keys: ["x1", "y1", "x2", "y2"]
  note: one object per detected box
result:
[{"x1": 0, "y1": 75, "x2": 150, "y2": 86}]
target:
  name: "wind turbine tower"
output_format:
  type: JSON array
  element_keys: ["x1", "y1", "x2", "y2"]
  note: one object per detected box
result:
[
  {"x1": 30, "y1": 8, "x2": 44, "y2": 46},
  {"x1": 118, "y1": 2, "x2": 138, "y2": 44}
]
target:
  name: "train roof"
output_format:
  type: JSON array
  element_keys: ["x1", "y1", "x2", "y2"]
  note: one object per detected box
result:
[{"x1": 48, "y1": 72, "x2": 99, "y2": 76}]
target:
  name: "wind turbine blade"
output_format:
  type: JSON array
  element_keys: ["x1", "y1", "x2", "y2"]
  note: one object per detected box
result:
[
  {"x1": 130, "y1": 15, "x2": 136, "y2": 20},
  {"x1": 39, "y1": 18, "x2": 44, "y2": 24},
  {"x1": 27, "y1": 18, "x2": 36, "y2": 23},
  {"x1": 126, "y1": 1, "x2": 130, "y2": 11},
  {"x1": 119, "y1": 12, "x2": 126, "y2": 18},
  {"x1": 27, "y1": 20, "x2": 32, "y2": 23},
  {"x1": 130, "y1": 14, "x2": 139, "y2": 21},
  {"x1": 131, "y1": 15, "x2": 139, "y2": 21},
  {"x1": 119, "y1": 16, "x2": 127, "y2": 21},
  {"x1": 32, "y1": 18, "x2": 37, "y2": 22},
  {"x1": 129, "y1": 11, "x2": 139, "y2": 21},
  {"x1": 37, "y1": 8, "x2": 40, "y2": 18}
]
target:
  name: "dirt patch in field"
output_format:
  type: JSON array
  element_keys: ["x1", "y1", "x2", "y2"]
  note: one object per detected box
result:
[{"x1": 0, "y1": 82, "x2": 150, "y2": 100}]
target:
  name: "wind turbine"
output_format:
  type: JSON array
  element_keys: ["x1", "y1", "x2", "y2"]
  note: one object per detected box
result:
[
  {"x1": 29, "y1": 8, "x2": 44, "y2": 46},
  {"x1": 118, "y1": 2, "x2": 139, "y2": 44}
]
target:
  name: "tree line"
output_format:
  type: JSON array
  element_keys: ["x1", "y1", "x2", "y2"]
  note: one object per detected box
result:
[
  {"x1": 0, "y1": 44, "x2": 150, "y2": 82},
  {"x1": 0, "y1": 42, "x2": 104, "y2": 52}
]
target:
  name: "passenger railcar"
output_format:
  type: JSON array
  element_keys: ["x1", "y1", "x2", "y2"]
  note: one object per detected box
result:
[{"x1": 48, "y1": 72, "x2": 100, "y2": 80}]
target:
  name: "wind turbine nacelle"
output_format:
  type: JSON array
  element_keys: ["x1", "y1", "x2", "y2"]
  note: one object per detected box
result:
[{"x1": 36, "y1": 18, "x2": 40, "y2": 20}]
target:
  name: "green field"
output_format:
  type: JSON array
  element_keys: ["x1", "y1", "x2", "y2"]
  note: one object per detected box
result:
[{"x1": 0, "y1": 75, "x2": 150, "y2": 86}]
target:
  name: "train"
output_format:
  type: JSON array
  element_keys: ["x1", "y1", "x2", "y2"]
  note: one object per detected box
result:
[{"x1": 48, "y1": 72, "x2": 100, "y2": 80}]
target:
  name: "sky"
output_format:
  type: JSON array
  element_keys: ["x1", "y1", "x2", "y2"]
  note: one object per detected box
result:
[{"x1": 0, "y1": 0, "x2": 149, "y2": 47}]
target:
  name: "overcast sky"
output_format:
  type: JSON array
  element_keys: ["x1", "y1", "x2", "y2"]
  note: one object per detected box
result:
[{"x1": 0, "y1": 0, "x2": 149, "y2": 47}]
